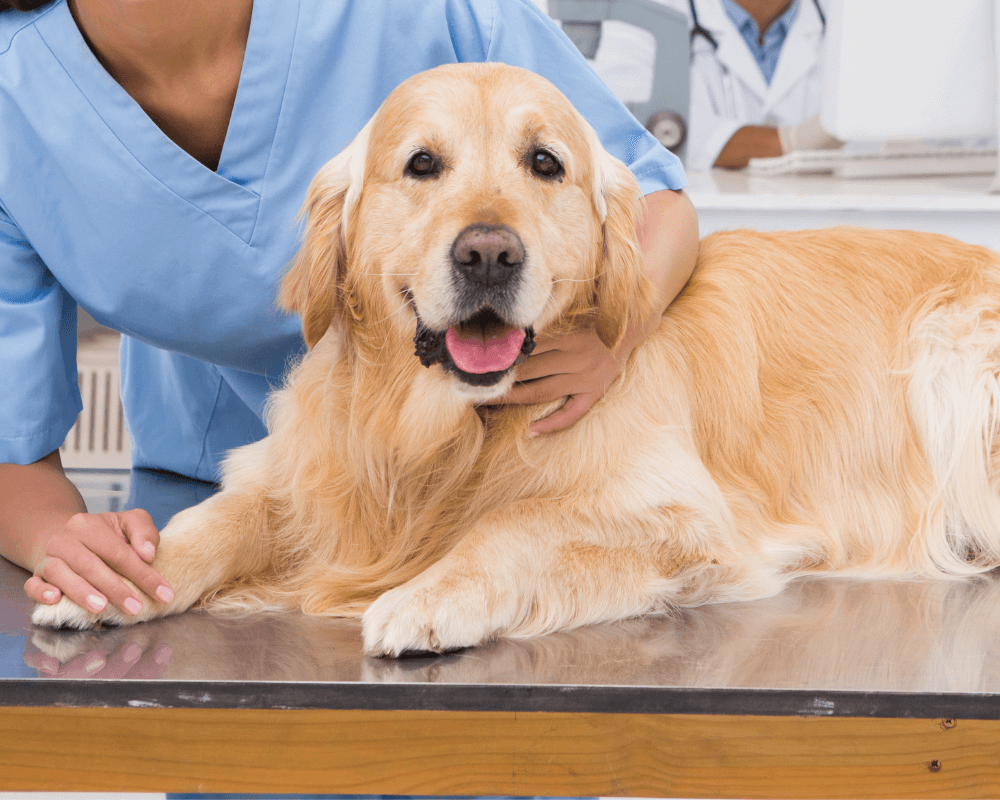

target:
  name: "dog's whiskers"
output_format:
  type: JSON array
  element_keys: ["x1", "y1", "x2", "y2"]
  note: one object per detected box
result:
[{"x1": 373, "y1": 301, "x2": 413, "y2": 327}]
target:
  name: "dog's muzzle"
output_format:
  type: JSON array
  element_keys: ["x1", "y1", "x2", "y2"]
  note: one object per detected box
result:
[{"x1": 408, "y1": 223, "x2": 536, "y2": 386}]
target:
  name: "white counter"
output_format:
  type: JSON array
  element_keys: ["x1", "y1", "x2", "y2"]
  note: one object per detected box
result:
[{"x1": 686, "y1": 169, "x2": 1000, "y2": 251}]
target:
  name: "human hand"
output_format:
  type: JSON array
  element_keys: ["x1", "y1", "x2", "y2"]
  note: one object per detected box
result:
[
  {"x1": 483, "y1": 325, "x2": 632, "y2": 436},
  {"x1": 777, "y1": 114, "x2": 843, "y2": 153},
  {"x1": 24, "y1": 509, "x2": 174, "y2": 617}
]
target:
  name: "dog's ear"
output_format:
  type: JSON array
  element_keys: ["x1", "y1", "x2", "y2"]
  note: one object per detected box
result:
[
  {"x1": 590, "y1": 146, "x2": 656, "y2": 352},
  {"x1": 279, "y1": 124, "x2": 371, "y2": 348}
]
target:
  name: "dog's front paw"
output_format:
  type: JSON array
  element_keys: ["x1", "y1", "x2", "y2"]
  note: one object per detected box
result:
[
  {"x1": 362, "y1": 569, "x2": 514, "y2": 657},
  {"x1": 31, "y1": 596, "x2": 132, "y2": 630}
]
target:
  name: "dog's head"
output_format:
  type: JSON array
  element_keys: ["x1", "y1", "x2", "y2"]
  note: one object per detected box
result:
[{"x1": 281, "y1": 63, "x2": 654, "y2": 401}]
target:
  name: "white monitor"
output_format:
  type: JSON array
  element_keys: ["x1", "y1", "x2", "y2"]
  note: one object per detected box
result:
[{"x1": 820, "y1": 0, "x2": 997, "y2": 141}]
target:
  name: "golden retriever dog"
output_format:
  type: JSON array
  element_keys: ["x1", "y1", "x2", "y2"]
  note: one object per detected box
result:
[{"x1": 32, "y1": 63, "x2": 1000, "y2": 656}]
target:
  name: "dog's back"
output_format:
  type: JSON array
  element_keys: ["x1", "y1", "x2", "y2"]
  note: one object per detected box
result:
[{"x1": 657, "y1": 227, "x2": 1000, "y2": 580}]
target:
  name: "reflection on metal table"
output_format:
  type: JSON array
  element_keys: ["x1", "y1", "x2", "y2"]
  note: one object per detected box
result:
[{"x1": 3, "y1": 468, "x2": 1000, "y2": 796}]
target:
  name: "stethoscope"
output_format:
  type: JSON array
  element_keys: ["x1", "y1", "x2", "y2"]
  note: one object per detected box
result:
[{"x1": 688, "y1": 0, "x2": 826, "y2": 51}]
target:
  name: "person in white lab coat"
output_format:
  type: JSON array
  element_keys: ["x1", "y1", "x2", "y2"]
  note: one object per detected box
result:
[{"x1": 687, "y1": 0, "x2": 840, "y2": 170}]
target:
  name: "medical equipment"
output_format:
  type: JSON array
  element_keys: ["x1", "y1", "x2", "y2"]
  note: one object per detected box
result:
[{"x1": 549, "y1": 0, "x2": 690, "y2": 154}]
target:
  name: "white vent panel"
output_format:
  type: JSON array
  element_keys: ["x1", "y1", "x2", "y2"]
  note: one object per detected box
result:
[{"x1": 61, "y1": 332, "x2": 131, "y2": 470}]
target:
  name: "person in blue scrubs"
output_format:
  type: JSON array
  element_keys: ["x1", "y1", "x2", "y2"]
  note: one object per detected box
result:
[{"x1": 0, "y1": 0, "x2": 699, "y2": 618}]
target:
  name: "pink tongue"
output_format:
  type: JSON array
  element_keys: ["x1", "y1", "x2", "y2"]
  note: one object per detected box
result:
[{"x1": 445, "y1": 326, "x2": 525, "y2": 374}]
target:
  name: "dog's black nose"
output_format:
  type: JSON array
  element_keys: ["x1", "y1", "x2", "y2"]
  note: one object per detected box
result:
[{"x1": 451, "y1": 224, "x2": 524, "y2": 287}]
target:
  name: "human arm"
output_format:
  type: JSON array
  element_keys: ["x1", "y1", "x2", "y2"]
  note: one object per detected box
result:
[
  {"x1": 713, "y1": 124, "x2": 783, "y2": 168},
  {"x1": 492, "y1": 188, "x2": 699, "y2": 435},
  {"x1": 714, "y1": 116, "x2": 842, "y2": 168},
  {"x1": 0, "y1": 204, "x2": 172, "y2": 614},
  {"x1": 0, "y1": 450, "x2": 174, "y2": 614}
]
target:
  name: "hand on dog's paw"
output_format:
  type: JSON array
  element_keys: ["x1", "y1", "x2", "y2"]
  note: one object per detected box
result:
[
  {"x1": 31, "y1": 596, "x2": 132, "y2": 630},
  {"x1": 361, "y1": 572, "x2": 511, "y2": 657}
]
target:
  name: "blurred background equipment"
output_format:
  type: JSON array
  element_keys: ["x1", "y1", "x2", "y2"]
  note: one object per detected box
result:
[{"x1": 548, "y1": 0, "x2": 691, "y2": 155}]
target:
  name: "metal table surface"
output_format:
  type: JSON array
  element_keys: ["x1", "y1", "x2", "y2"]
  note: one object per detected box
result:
[{"x1": 4, "y1": 468, "x2": 1000, "y2": 796}]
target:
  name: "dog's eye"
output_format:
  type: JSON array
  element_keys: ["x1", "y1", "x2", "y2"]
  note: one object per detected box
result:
[
  {"x1": 405, "y1": 151, "x2": 440, "y2": 178},
  {"x1": 530, "y1": 149, "x2": 563, "y2": 179}
]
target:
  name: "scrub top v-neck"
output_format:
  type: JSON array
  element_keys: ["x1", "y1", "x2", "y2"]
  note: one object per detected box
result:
[
  {"x1": 35, "y1": 0, "x2": 293, "y2": 245},
  {"x1": 0, "y1": 0, "x2": 688, "y2": 482}
]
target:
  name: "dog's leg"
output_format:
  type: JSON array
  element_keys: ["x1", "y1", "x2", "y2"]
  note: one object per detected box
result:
[
  {"x1": 362, "y1": 502, "x2": 765, "y2": 656},
  {"x1": 32, "y1": 446, "x2": 276, "y2": 630}
]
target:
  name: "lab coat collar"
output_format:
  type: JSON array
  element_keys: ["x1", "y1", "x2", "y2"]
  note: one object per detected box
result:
[
  {"x1": 695, "y1": 0, "x2": 770, "y2": 100},
  {"x1": 693, "y1": 0, "x2": 823, "y2": 108}
]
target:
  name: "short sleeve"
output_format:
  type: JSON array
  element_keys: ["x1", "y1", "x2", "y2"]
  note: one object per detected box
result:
[
  {"x1": 0, "y1": 204, "x2": 81, "y2": 465},
  {"x1": 450, "y1": 0, "x2": 689, "y2": 195}
]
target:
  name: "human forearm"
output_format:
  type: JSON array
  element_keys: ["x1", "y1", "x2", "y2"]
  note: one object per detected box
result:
[
  {"x1": 714, "y1": 125, "x2": 782, "y2": 169},
  {"x1": 619, "y1": 188, "x2": 700, "y2": 352},
  {"x1": 0, "y1": 450, "x2": 86, "y2": 571},
  {"x1": 0, "y1": 449, "x2": 172, "y2": 613}
]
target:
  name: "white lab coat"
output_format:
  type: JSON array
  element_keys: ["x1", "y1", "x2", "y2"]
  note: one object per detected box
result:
[{"x1": 686, "y1": 0, "x2": 826, "y2": 170}]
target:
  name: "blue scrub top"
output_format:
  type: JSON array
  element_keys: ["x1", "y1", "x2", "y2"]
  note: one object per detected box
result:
[{"x1": 0, "y1": 0, "x2": 687, "y2": 482}]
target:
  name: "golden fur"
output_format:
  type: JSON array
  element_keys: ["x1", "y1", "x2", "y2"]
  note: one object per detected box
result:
[{"x1": 33, "y1": 64, "x2": 1000, "y2": 656}]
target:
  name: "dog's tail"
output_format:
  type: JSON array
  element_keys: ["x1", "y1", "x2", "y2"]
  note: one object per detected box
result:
[{"x1": 906, "y1": 292, "x2": 1000, "y2": 575}]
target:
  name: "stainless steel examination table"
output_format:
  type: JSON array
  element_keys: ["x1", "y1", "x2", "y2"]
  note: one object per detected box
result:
[{"x1": 3, "y1": 468, "x2": 1000, "y2": 797}]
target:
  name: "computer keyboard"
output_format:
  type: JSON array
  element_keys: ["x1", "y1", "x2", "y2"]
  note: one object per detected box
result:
[{"x1": 746, "y1": 145, "x2": 998, "y2": 179}]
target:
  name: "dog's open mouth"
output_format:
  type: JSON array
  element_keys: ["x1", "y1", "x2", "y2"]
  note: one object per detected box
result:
[
  {"x1": 414, "y1": 308, "x2": 536, "y2": 386},
  {"x1": 446, "y1": 310, "x2": 526, "y2": 374}
]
